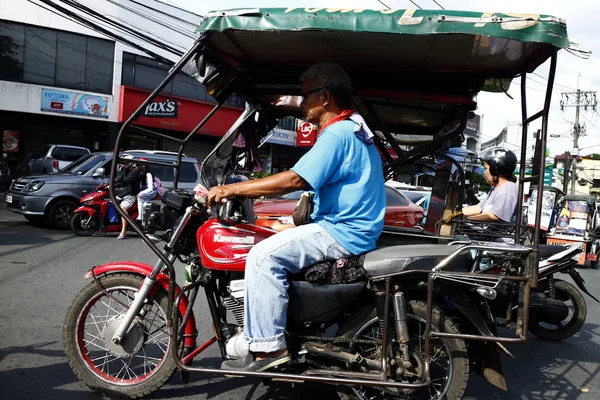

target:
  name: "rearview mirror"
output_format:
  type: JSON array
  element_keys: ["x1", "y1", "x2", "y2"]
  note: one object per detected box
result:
[{"x1": 92, "y1": 167, "x2": 105, "y2": 177}]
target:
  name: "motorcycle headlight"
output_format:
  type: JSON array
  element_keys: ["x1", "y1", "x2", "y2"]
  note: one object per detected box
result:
[
  {"x1": 82, "y1": 200, "x2": 92, "y2": 206},
  {"x1": 24, "y1": 180, "x2": 45, "y2": 192}
]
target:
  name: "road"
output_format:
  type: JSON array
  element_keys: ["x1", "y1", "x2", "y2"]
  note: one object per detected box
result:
[{"x1": 1, "y1": 194, "x2": 600, "y2": 400}]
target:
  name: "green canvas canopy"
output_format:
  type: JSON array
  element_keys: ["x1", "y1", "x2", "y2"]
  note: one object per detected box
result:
[
  {"x1": 192, "y1": 7, "x2": 569, "y2": 139},
  {"x1": 197, "y1": 8, "x2": 568, "y2": 79}
]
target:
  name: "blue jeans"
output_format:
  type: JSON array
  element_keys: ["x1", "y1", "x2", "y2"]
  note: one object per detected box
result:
[{"x1": 243, "y1": 223, "x2": 353, "y2": 353}]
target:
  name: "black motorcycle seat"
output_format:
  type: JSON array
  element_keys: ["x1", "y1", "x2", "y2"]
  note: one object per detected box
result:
[
  {"x1": 539, "y1": 244, "x2": 569, "y2": 260},
  {"x1": 363, "y1": 244, "x2": 471, "y2": 278}
]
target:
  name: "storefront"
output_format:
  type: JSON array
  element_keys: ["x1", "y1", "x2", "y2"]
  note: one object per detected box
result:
[{"x1": 118, "y1": 86, "x2": 244, "y2": 162}]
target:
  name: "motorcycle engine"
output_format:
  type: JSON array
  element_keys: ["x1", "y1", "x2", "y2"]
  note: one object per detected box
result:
[{"x1": 222, "y1": 279, "x2": 245, "y2": 327}]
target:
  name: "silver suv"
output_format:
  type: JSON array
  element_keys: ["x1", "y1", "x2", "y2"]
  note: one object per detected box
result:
[
  {"x1": 6, "y1": 150, "x2": 202, "y2": 229},
  {"x1": 27, "y1": 144, "x2": 91, "y2": 174}
]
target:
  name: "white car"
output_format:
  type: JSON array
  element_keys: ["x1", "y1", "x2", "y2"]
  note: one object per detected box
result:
[{"x1": 27, "y1": 144, "x2": 91, "y2": 174}]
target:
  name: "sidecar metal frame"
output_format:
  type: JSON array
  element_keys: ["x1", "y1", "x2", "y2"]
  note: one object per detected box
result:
[{"x1": 106, "y1": 7, "x2": 568, "y2": 390}]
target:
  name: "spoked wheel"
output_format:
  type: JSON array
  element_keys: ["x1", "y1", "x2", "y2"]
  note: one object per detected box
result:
[
  {"x1": 63, "y1": 273, "x2": 177, "y2": 399},
  {"x1": 71, "y1": 212, "x2": 98, "y2": 236},
  {"x1": 529, "y1": 279, "x2": 587, "y2": 341},
  {"x1": 347, "y1": 300, "x2": 469, "y2": 400}
]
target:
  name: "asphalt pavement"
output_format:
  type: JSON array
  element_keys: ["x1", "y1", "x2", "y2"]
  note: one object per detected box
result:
[{"x1": 1, "y1": 198, "x2": 600, "y2": 400}]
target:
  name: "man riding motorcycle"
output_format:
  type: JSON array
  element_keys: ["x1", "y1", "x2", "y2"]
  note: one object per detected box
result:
[{"x1": 205, "y1": 62, "x2": 386, "y2": 372}]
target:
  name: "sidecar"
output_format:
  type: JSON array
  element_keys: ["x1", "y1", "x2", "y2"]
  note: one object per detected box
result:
[{"x1": 546, "y1": 194, "x2": 600, "y2": 268}]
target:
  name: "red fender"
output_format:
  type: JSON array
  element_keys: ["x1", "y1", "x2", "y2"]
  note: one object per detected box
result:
[
  {"x1": 87, "y1": 261, "x2": 197, "y2": 346},
  {"x1": 74, "y1": 206, "x2": 95, "y2": 217}
]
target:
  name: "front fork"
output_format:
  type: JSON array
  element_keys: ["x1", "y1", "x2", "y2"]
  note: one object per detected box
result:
[
  {"x1": 111, "y1": 255, "x2": 178, "y2": 345},
  {"x1": 111, "y1": 206, "x2": 195, "y2": 345}
]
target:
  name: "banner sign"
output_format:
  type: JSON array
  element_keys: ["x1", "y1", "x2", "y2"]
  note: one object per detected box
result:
[
  {"x1": 41, "y1": 88, "x2": 110, "y2": 118},
  {"x1": 2, "y1": 130, "x2": 19, "y2": 152},
  {"x1": 296, "y1": 121, "x2": 316, "y2": 147},
  {"x1": 263, "y1": 128, "x2": 296, "y2": 147},
  {"x1": 526, "y1": 189, "x2": 556, "y2": 231},
  {"x1": 555, "y1": 200, "x2": 590, "y2": 236}
]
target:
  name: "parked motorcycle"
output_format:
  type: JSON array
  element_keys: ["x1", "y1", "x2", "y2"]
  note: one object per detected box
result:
[
  {"x1": 476, "y1": 243, "x2": 598, "y2": 341},
  {"x1": 70, "y1": 184, "x2": 138, "y2": 236}
]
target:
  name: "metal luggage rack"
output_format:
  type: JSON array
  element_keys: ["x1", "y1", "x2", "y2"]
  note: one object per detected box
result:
[{"x1": 452, "y1": 219, "x2": 534, "y2": 245}]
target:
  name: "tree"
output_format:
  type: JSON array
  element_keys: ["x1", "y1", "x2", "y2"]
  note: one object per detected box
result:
[{"x1": 0, "y1": 36, "x2": 24, "y2": 81}]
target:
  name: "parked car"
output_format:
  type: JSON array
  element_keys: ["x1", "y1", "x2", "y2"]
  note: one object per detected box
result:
[
  {"x1": 0, "y1": 160, "x2": 12, "y2": 192},
  {"x1": 27, "y1": 144, "x2": 91, "y2": 174},
  {"x1": 399, "y1": 189, "x2": 431, "y2": 209},
  {"x1": 6, "y1": 150, "x2": 202, "y2": 229},
  {"x1": 254, "y1": 186, "x2": 425, "y2": 229}
]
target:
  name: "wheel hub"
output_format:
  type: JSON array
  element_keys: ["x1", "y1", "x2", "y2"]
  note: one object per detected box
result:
[{"x1": 102, "y1": 316, "x2": 145, "y2": 356}]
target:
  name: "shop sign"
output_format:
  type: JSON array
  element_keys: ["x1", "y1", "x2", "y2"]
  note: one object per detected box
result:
[
  {"x1": 2, "y1": 130, "x2": 19, "y2": 152},
  {"x1": 296, "y1": 122, "x2": 316, "y2": 147},
  {"x1": 143, "y1": 99, "x2": 178, "y2": 118},
  {"x1": 119, "y1": 86, "x2": 243, "y2": 137},
  {"x1": 263, "y1": 128, "x2": 296, "y2": 147},
  {"x1": 41, "y1": 88, "x2": 110, "y2": 118}
]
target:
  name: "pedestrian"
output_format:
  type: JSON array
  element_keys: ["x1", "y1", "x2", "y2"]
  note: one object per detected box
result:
[
  {"x1": 112, "y1": 154, "x2": 143, "y2": 239},
  {"x1": 136, "y1": 161, "x2": 157, "y2": 228}
]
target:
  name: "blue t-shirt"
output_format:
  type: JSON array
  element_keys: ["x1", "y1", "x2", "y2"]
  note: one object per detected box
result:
[{"x1": 292, "y1": 120, "x2": 386, "y2": 255}]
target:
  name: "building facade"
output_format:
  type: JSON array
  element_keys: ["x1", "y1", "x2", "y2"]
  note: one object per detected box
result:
[{"x1": 0, "y1": 1, "x2": 251, "y2": 176}]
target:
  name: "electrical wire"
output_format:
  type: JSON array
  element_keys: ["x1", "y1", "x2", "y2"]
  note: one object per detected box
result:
[
  {"x1": 432, "y1": 0, "x2": 445, "y2": 10},
  {"x1": 376, "y1": 0, "x2": 391, "y2": 9},
  {"x1": 103, "y1": 0, "x2": 196, "y2": 41},
  {"x1": 59, "y1": 0, "x2": 185, "y2": 56},
  {"x1": 532, "y1": 72, "x2": 576, "y2": 91},
  {"x1": 408, "y1": 1, "x2": 422, "y2": 9},
  {"x1": 37, "y1": 0, "x2": 179, "y2": 63},
  {"x1": 124, "y1": 0, "x2": 200, "y2": 28}
]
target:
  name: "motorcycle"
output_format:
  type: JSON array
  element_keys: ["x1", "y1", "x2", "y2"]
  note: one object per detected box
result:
[
  {"x1": 70, "y1": 184, "x2": 138, "y2": 236},
  {"x1": 64, "y1": 188, "x2": 535, "y2": 399},
  {"x1": 62, "y1": 6, "x2": 571, "y2": 399},
  {"x1": 479, "y1": 243, "x2": 599, "y2": 341}
]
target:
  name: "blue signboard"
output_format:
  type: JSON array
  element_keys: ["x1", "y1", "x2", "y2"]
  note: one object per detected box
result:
[{"x1": 41, "y1": 88, "x2": 110, "y2": 118}]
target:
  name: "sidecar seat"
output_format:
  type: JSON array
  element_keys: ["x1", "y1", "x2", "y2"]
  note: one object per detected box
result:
[{"x1": 363, "y1": 244, "x2": 471, "y2": 278}]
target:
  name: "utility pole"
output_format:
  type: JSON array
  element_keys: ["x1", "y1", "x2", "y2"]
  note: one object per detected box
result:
[{"x1": 560, "y1": 83, "x2": 598, "y2": 194}]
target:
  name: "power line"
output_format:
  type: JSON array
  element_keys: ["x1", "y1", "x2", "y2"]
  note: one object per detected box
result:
[
  {"x1": 432, "y1": 0, "x2": 445, "y2": 10},
  {"x1": 376, "y1": 0, "x2": 391, "y2": 9},
  {"x1": 36, "y1": 0, "x2": 179, "y2": 64},
  {"x1": 532, "y1": 72, "x2": 576, "y2": 92}
]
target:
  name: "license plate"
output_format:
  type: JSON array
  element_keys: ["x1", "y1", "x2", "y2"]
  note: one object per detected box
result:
[{"x1": 5, "y1": 195, "x2": 13, "y2": 203}]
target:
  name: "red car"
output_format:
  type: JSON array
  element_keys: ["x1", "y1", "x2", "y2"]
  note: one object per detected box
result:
[{"x1": 254, "y1": 186, "x2": 425, "y2": 229}]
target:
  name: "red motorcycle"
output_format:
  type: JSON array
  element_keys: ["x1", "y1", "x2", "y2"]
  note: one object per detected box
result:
[{"x1": 70, "y1": 184, "x2": 138, "y2": 236}]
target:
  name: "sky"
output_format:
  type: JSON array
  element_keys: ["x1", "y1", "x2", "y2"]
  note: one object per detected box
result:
[{"x1": 164, "y1": 0, "x2": 600, "y2": 158}]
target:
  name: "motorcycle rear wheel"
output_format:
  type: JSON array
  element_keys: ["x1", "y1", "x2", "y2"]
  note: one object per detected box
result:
[
  {"x1": 529, "y1": 279, "x2": 587, "y2": 341},
  {"x1": 346, "y1": 300, "x2": 469, "y2": 400},
  {"x1": 63, "y1": 273, "x2": 177, "y2": 398},
  {"x1": 71, "y1": 212, "x2": 98, "y2": 236}
]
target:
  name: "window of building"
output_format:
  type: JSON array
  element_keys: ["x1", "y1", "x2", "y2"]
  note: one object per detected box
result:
[
  {"x1": 278, "y1": 116, "x2": 298, "y2": 131},
  {"x1": 0, "y1": 20, "x2": 115, "y2": 94},
  {"x1": 121, "y1": 51, "x2": 244, "y2": 108}
]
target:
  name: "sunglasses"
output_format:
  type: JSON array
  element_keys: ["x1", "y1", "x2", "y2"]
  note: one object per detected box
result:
[{"x1": 301, "y1": 86, "x2": 328, "y2": 101}]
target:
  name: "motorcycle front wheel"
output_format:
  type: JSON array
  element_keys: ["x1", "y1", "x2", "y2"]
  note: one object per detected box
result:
[
  {"x1": 346, "y1": 300, "x2": 469, "y2": 400},
  {"x1": 529, "y1": 279, "x2": 587, "y2": 341},
  {"x1": 63, "y1": 273, "x2": 177, "y2": 398},
  {"x1": 71, "y1": 212, "x2": 98, "y2": 236}
]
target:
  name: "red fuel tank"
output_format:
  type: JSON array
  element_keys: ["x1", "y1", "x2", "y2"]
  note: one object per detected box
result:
[{"x1": 196, "y1": 219, "x2": 276, "y2": 271}]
